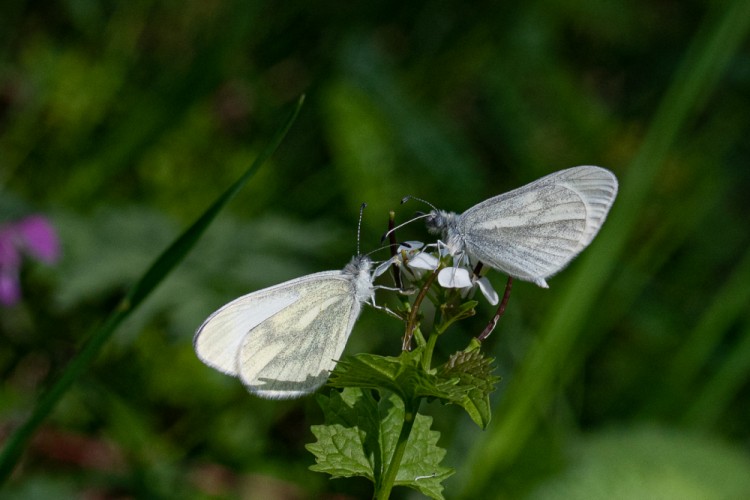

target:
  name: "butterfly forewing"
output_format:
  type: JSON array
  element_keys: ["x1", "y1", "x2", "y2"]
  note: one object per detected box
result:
[
  {"x1": 194, "y1": 289, "x2": 301, "y2": 376},
  {"x1": 461, "y1": 184, "x2": 587, "y2": 280},
  {"x1": 458, "y1": 166, "x2": 617, "y2": 285},
  {"x1": 238, "y1": 275, "x2": 360, "y2": 398},
  {"x1": 554, "y1": 166, "x2": 619, "y2": 250}
]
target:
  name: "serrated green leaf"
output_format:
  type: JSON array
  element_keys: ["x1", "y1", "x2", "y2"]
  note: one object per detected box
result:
[
  {"x1": 329, "y1": 343, "x2": 499, "y2": 431},
  {"x1": 328, "y1": 349, "x2": 458, "y2": 403},
  {"x1": 307, "y1": 388, "x2": 453, "y2": 499},
  {"x1": 393, "y1": 407, "x2": 454, "y2": 500},
  {"x1": 306, "y1": 389, "x2": 379, "y2": 480},
  {"x1": 437, "y1": 348, "x2": 500, "y2": 429}
]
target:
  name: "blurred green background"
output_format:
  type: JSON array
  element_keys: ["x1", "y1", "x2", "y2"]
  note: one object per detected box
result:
[{"x1": 2, "y1": 0, "x2": 750, "y2": 498}]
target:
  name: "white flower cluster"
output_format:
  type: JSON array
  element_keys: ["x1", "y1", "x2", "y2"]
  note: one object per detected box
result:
[{"x1": 375, "y1": 241, "x2": 499, "y2": 305}]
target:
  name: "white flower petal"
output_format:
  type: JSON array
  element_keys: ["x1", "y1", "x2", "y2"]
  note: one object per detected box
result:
[
  {"x1": 373, "y1": 242, "x2": 427, "y2": 278},
  {"x1": 476, "y1": 277, "x2": 499, "y2": 305},
  {"x1": 373, "y1": 258, "x2": 396, "y2": 277},
  {"x1": 409, "y1": 252, "x2": 439, "y2": 270},
  {"x1": 398, "y1": 241, "x2": 424, "y2": 252},
  {"x1": 438, "y1": 267, "x2": 472, "y2": 288}
]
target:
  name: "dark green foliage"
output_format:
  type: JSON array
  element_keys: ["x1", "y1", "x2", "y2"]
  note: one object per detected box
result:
[{"x1": 2, "y1": 0, "x2": 750, "y2": 498}]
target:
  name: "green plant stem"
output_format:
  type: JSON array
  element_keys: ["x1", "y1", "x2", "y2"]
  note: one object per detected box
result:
[
  {"x1": 374, "y1": 398, "x2": 419, "y2": 500},
  {"x1": 423, "y1": 328, "x2": 439, "y2": 371},
  {"x1": 0, "y1": 96, "x2": 304, "y2": 484},
  {"x1": 424, "y1": 299, "x2": 465, "y2": 370},
  {"x1": 411, "y1": 325, "x2": 427, "y2": 349},
  {"x1": 402, "y1": 268, "x2": 439, "y2": 350}
]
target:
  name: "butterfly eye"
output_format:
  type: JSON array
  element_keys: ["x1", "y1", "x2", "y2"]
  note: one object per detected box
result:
[{"x1": 423, "y1": 211, "x2": 444, "y2": 232}]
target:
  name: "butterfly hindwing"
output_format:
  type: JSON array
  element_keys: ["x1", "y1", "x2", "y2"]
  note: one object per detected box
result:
[
  {"x1": 194, "y1": 256, "x2": 374, "y2": 399},
  {"x1": 237, "y1": 274, "x2": 361, "y2": 398}
]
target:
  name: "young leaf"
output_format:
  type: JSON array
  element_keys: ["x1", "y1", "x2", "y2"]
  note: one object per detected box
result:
[
  {"x1": 306, "y1": 388, "x2": 379, "y2": 480},
  {"x1": 437, "y1": 346, "x2": 500, "y2": 429},
  {"x1": 438, "y1": 299, "x2": 478, "y2": 332},
  {"x1": 391, "y1": 406, "x2": 454, "y2": 500},
  {"x1": 307, "y1": 388, "x2": 453, "y2": 500}
]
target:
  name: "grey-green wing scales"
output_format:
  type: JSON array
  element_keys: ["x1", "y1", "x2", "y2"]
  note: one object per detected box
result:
[
  {"x1": 458, "y1": 166, "x2": 618, "y2": 286},
  {"x1": 236, "y1": 274, "x2": 361, "y2": 399}
]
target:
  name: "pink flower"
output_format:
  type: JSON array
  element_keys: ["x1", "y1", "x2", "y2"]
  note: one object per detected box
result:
[{"x1": 0, "y1": 215, "x2": 60, "y2": 306}]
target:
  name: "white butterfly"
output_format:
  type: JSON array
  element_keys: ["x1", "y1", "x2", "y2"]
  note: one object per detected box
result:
[
  {"x1": 424, "y1": 165, "x2": 618, "y2": 288},
  {"x1": 194, "y1": 255, "x2": 375, "y2": 399}
]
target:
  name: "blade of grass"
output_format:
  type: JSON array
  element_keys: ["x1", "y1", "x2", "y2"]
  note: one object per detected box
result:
[
  {"x1": 660, "y1": 245, "x2": 750, "y2": 419},
  {"x1": 683, "y1": 310, "x2": 750, "y2": 428},
  {"x1": 0, "y1": 95, "x2": 305, "y2": 484},
  {"x1": 459, "y1": 0, "x2": 750, "y2": 495},
  {"x1": 664, "y1": 247, "x2": 750, "y2": 392}
]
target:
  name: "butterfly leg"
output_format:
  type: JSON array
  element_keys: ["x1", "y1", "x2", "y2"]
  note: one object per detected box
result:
[
  {"x1": 477, "y1": 276, "x2": 513, "y2": 342},
  {"x1": 368, "y1": 298, "x2": 404, "y2": 320}
]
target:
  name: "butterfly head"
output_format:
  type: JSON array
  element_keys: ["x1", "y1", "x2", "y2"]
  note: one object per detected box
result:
[
  {"x1": 344, "y1": 255, "x2": 375, "y2": 303},
  {"x1": 344, "y1": 254, "x2": 372, "y2": 274},
  {"x1": 424, "y1": 209, "x2": 457, "y2": 236}
]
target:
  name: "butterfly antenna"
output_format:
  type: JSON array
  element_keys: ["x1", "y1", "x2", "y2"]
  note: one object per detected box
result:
[
  {"x1": 357, "y1": 202, "x2": 367, "y2": 256},
  {"x1": 364, "y1": 243, "x2": 399, "y2": 261},
  {"x1": 401, "y1": 195, "x2": 437, "y2": 211},
  {"x1": 380, "y1": 212, "x2": 433, "y2": 242}
]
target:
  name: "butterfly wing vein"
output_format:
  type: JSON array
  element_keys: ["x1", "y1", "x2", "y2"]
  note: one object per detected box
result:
[
  {"x1": 194, "y1": 271, "x2": 361, "y2": 399},
  {"x1": 239, "y1": 276, "x2": 359, "y2": 398},
  {"x1": 459, "y1": 166, "x2": 618, "y2": 282}
]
